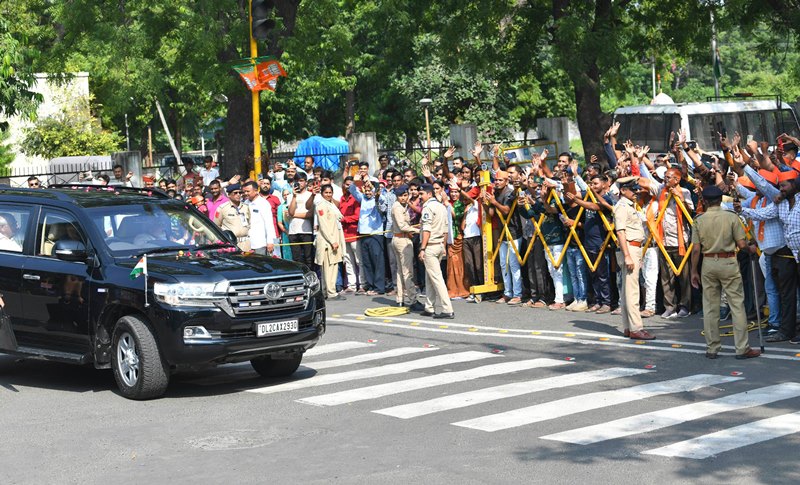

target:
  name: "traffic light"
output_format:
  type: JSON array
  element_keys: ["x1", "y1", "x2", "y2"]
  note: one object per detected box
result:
[{"x1": 251, "y1": 0, "x2": 276, "y2": 40}]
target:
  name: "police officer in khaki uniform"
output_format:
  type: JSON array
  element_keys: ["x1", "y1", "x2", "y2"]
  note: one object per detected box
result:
[
  {"x1": 613, "y1": 177, "x2": 655, "y2": 340},
  {"x1": 390, "y1": 185, "x2": 420, "y2": 308},
  {"x1": 695, "y1": 185, "x2": 760, "y2": 359},
  {"x1": 213, "y1": 183, "x2": 251, "y2": 251},
  {"x1": 418, "y1": 184, "x2": 454, "y2": 319}
]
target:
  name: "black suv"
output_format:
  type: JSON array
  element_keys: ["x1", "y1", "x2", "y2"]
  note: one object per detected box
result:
[{"x1": 0, "y1": 185, "x2": 325, "y2": 399}]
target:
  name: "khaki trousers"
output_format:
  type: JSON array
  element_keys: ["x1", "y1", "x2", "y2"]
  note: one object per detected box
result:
[
  {"x1": 392, "y1": 237, "x2": 417, "y2": 305},
  {"x1": 616, "y1": 247, "x2": 644, "y2": 333},
  {"x1": 701, "y1": 256, "x2": 750, "y2": 354},
  {"x1": 424, "y1": 244, "x2": 453, "y2": 314},
  {"x1": 321, "y1": 251, "x2": 339, "y2": 299}
]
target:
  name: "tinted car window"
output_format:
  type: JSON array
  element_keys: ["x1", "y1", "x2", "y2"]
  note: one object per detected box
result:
[
  {"x1": 36, "y1": 209, "x2": 88, "y2": 258},
  {"x1": 86, "y1": 203, "x2": 227, "y2": 257},
  {"x1": 0, "y1": 205, "x2": 31, "y2": 253}
]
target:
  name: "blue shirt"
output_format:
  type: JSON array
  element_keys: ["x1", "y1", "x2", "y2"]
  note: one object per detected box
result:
[{"x1": 349, "y1": 183, "x2": 385, "y2": 235}]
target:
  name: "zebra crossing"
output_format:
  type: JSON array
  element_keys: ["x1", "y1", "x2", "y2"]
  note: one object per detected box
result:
[{"x1": 232, "y1": 339, "x2": 800, "y2": 460}]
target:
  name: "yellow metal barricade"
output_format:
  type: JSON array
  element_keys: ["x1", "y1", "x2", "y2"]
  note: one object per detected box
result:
[{"x1": 642, "y1": 191, "x2": 694, "y2": 275}]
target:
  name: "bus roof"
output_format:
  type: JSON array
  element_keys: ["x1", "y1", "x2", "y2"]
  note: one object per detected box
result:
[{"x1": 613, "y1": 100, "x2": 792, "y2": 116}]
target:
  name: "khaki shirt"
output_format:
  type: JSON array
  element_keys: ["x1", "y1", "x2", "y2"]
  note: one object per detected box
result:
[
  {"x1": 691, "y1": 206, "x2": 745, "y2": 254},
  {"x1": 215, "y1": 201, "x2": 250, "y2": 237},
  {"x1": 391, "y1": 201, "x2": 419, "y2": 235},
  {"x1": 421, "y1": 199, "x2": 449, "y2": 245},
  {"x1": 613, "y1": 196, "x2": 645, "y2": 243}
]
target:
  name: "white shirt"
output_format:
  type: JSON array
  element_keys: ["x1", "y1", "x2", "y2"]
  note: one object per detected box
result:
[
  {"x1": 288, "y1": 191, "x2": 314, "y2": 234},
  {"x1": 463, "y1": 200, "x2": 481, "y2": 238},
  {"x1": 199, "y1": 167, "x2": 220, "y2": 187},
  {"x1": 0, "y1": 233, "x2": 22, "y2": 252},
  {"x1": 246, "y1": 197, "x2": 276, "y2": 250}
]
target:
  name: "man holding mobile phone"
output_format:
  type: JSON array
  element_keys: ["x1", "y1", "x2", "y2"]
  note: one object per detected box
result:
[{"x1": 287, "y1": 172, "x2": 315, "y2": 265}]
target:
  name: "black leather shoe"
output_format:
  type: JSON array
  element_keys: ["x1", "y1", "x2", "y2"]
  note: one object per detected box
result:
[
  {"x1": 420, "y1": 310, "x2": 434, "y2": 317},
  {"x1": 409, "y1": 302, "x2": 426, "y2": 312},
  {"x1": 433, "y1": 312, "x2": 455, "y2": 319},
  {"x1": 705, "y1": 352, "x2": 718, "y2": 359}
]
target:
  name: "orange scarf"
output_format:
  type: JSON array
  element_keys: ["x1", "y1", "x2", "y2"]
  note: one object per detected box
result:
[
  {"x1": 749, "y1": 195, "x2": 767, "y2": 241},
  {"x1": 647, "y1": 188, "x2": 686, "y2": 256}
]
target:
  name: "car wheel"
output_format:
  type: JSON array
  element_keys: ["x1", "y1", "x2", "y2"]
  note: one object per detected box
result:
[
  {"x1": 250, "y1": 354, "x2": 303, "y2": 378},
  {"x1": 111, "y1": 315, "x2": 169, "y2": 399}
]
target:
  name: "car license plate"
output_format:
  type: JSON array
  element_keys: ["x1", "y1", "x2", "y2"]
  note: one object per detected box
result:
[{"x1": 256, "y1": 319, "x2": 299, "y2": 337}]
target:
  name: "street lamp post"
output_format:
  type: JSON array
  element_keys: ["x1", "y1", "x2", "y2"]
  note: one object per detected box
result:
[
  {"x1": 419, "y1": 98, "x2": 432, "y2": 160},
  {"x1": 124, "y1": 113, "x2": 130, "y2": 151}
]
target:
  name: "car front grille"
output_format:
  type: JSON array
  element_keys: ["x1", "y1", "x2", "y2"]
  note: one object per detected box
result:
[{"x1": 227, "y1": 274, "x2": 307, "y2": 316}]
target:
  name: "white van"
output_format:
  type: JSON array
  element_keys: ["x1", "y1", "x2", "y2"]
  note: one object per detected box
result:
[{"x1": 612, "y1": 98, "x2": 800, "y2": 153}]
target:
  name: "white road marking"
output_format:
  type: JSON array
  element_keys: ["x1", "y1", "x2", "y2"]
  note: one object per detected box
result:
[
  {"x1": 245, "y1": 351, "x2": 497, "y2": 395},
  {"x1": 305, "y1": 341, "x2": 374, "y2": 357},
  {"x1": 643, "y1": 411, "x2": 800, "y2": 459},
  {"x1": 298, "y1": 358, "x2": 570, "y2": 407},
  {"x1": 373, "y1": 367, "x2": 649, "y2": 419},
  {"x1": 542, "y1": 383, "x2": 800, "y2": 445},
  {"x1": 329, "y1": 317, "x2": 800, "y2": 361},
  {"x1": 309, "y1": 346, "x2": 437, "y2": 370},
  {"x1": 452, "y1": 374, "x2": 742, "y2": 432}
]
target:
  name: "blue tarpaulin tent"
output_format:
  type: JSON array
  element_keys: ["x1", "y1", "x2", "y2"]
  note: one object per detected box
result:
[{"x1": 293, "y1": 136, "x2": 350, "y2": 172}]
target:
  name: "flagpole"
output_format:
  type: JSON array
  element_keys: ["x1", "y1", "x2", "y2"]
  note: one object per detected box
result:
[
  {"x1": 144, "y1": 254, "x2": 149, "y2": 307},
  {"x1": 710, "y1": 7, "x2": 719, "y2": 100}
]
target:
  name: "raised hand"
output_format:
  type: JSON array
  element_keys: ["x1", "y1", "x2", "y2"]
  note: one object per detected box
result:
[
  {"x1": 444, "y1": 146, "x2": 456, "y2": 159},
  {"x1": 471, "y1": 142, "x2": 483, "y2": 159},
  {"x1": 609, "y1": 121, "x2": 620, "y2": 137},
  {"x1": 678, "y1": 129, "x2": 687, "y2": 145}
]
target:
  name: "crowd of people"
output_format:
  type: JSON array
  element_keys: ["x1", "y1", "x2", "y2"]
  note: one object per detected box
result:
[{"x1": 21, "y1": 127, "x2": 800, "y2": 358}]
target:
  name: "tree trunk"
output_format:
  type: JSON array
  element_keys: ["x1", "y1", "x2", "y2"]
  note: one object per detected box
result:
[
  {"x1": 572, "y1": 68, "x2": 606, "y2": 162},
  {"x1": 345, "y1": 87, "x2": 356, "y2": 137}
]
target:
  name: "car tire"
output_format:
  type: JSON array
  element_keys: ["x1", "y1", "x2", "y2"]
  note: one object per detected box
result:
[
  {"x1": 250, "y1": 354, "x2": 303, "y2": 378},
  {"x1": 111, "y1": 315, "x2": 169, "y2": 399}
]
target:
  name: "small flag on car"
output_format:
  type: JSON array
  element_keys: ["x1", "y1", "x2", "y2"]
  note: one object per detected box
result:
[{"x1": 130, "y1": 255, "x2": 148, "y2": 279}]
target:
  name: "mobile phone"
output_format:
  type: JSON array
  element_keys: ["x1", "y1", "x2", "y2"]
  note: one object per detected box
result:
[
  {"x1": 257, "y1": 173, "x2": 264, "y2": 180},
  {"x1": 700, "y1": 154, "x2": 714, "y2": 164},
  {"x1": 614, "y1": 143, "x2": 625, "y2": 151},
  {"x1": 687, "y1": 141, "x2": 697, "y2": 149},
  {"x1": 293, "y1": 182, "x2": 300, "y2": 191}
]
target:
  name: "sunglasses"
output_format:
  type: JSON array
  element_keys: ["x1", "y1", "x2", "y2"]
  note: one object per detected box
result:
[
  {"x1": 29, "y1": 183, "x2": 40, "y2": 187},
  {"x1": 230, "y1": 191, "x2": 242, "y2": 195}
]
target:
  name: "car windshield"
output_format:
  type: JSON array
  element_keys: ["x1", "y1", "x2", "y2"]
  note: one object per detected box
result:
[{"x1": 85, "y1": 202, "x2": 228, "y2": 257}]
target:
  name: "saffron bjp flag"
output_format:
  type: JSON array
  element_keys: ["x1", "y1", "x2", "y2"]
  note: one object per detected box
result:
[
  {"x1": 130, "y1": 254, "x2": 148, "y2": 280},
  {"x1": 234, "y1": 56, "x2": 287, "y2": 92}
]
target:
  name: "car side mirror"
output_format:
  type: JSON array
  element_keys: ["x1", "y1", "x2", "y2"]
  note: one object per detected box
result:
[
  {"x1": 222, "y1": 230, "x2": 237, "y2": 245},
  {"x1": 53, "y1": 239, "x2": 89, "y2": 263}
]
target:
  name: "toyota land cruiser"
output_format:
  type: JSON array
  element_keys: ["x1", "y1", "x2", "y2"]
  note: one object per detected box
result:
[{"x1": 0, "y1": 185, "x2": 325, "y2": 399}]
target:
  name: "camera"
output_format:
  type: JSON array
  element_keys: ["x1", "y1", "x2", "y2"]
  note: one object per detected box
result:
[{"x1": 687, "y1": 141, "x2": 698, "y2": 150}]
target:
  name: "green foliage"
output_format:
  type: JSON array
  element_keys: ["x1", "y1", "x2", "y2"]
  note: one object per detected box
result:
[
  {"x1": 0, "y1": 9, "x2": 43, "y2": 125},
  {"x1": 0, "y1": 129, "x2": 15, "y2": 171},
  {"x1": 20, "y1": 96, "x2": 123, "y2": 159}
]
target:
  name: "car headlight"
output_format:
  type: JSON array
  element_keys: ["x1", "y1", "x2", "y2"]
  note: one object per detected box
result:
[
  {"x1": 304, "y1": 271, "x2": 320, "y2": 293},
  {"x1": 154, "y1": 281, "x2": 229, "y2": 307}
]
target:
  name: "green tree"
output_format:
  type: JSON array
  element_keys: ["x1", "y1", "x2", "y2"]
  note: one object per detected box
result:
[
  {"x1": 0, "y1": 129, "x2": 15, "y2": 172},
  {"x1": 20, "y1": 96, "x2": 123, "y2": 159},
  {"x1": 0, "y1": 9, "x2": 43, "y2": 128}
]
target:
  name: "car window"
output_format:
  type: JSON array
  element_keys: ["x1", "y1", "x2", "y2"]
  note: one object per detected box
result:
[
  {"x1": 85, "y1": 202, "x2": 227, "y2": 257},
  {"x1": 0, "y1": 204, "x2": 31, "y2": 253},
  {"x1": 36, "y1": 209, "x2": 88, "y2": 258}
]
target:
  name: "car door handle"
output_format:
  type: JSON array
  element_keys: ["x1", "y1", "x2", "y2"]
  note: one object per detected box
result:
[{"x1": 22, "y1": 274, "x2": 41, "y2": 281}]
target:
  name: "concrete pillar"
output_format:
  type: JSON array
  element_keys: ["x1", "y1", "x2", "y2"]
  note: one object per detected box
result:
[
  {"x1": 449, "y1": 124, "x2": 478, "y2": 159},
  {"x1": 348, "y1": 132, "x2": 378, "y2": 175},
  {"x1": 536, "y1": 117, "x2": 570, "y2": 158}
]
